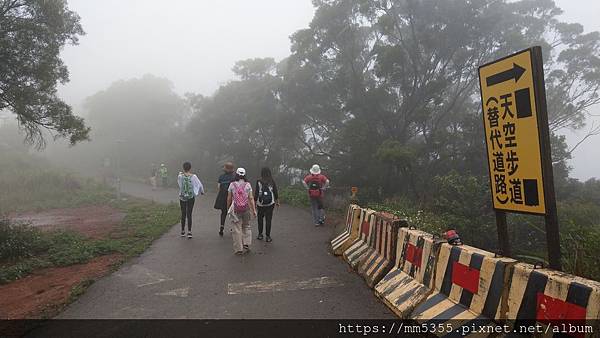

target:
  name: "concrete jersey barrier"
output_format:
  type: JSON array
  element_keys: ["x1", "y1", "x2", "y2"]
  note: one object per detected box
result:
[
  {"x1": 505, "y1": 262, "x2": 600, "y2": 335},
  {"x1": 411, "y1": 243, "x2": 517, "y2": 335},
  {"x1": 335, "y1": 204, "x2": 600, "y2": 333},
  {"x1": 343, "y1": 209, "x2": 376, "y2": 269},
  {"x1": 331, "y1": 204, "x2": 361, "y2": 256},
  {"x1": 375, "y1": 227, "x2": 441, "y2": 318},
  {"x1": 357, "y1": 212, "x2": 403, "y2": 288}
]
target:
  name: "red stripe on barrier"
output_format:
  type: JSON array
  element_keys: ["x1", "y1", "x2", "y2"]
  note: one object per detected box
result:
[
  {"x1": 406, "y1": 243, "x2": 423, "y2": 268},
  {"x1": 452, "y1": 262, "x2": 480, "y2": 294},
  {"x1": 536, "y1": 293, "x2": 586, "y2": 321},
  {"x1": 361, "y1": 220, "x2": 370, "y2": 236}
]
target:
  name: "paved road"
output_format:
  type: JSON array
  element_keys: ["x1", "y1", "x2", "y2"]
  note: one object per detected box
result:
[{"x1": 59, "y1": 181, "x2": 394, "y2": 319}]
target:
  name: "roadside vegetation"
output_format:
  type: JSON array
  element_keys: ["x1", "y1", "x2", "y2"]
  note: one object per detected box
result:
[
  {"x1": 0, "y1": 200, "x2": 179, "y2": 284},
  {"x1": 0, "y1": 149, "x2": 180, "y2": 285},
  {"x1": 279, "y1": 185, "x2": 311, "y2": 208},
  {"x1": 279, "y1": 174, "x2": 600, "y2": 281},
  {"x1": 0, "y1": 151, "x2": 113, "y2": 213},
  {"x1": 3, "y1": 0, "x2": 599, "y2": 284},
  {"x1": 364, "y1": 172, "x2": 600, "y2": 281}
]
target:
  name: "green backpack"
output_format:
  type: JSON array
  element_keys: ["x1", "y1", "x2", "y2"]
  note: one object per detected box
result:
[{"x1": 181, "y1": 175, "x2": 194, "y2": 200}]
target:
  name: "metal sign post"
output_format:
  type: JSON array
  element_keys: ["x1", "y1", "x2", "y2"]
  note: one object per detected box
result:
[{"x1": 478, "y1": 46, "x2": 561, "y2": 270}]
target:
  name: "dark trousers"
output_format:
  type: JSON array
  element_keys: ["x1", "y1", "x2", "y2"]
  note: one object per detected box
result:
[
  {"x1": 220, "y1": 208, "x2": 227, "y2": 227},
  {"x1": 180, "y1": 197, "x2": 195, "y2": 232},
  {"x1": 257, "y1": 205, "x2": 275, "y2": 236}
]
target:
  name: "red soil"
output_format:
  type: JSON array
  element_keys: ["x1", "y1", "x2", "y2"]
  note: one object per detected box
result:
[
  {"x1": 0, "y1": 254, "x2": 123, "y2": 319},
  {"x1": 11, "y1": 205, "x2": 125, "y2": 238},
  {"x1": 2, "y1": 205, "x2": 127, "y2": 318}
]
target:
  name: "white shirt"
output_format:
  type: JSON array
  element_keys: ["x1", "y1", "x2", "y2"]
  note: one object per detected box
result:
[{"x1": 177, "y1": 173, "x2": 204, "y2": 199}]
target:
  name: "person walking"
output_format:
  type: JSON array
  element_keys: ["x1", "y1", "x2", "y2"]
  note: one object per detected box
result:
[
  {"x1": 150, "y1": 163, "x2": 158, "y2": 190},
  {"x1": 177, "y1": 162, "x2": 204, "y2": 238},
  {"x1": 214, "y1": 162, "x2": 236, "y2": 236},
  {"x1": 159, "y1": 163, "x2": 168, "y2": 188},
  {"x1": 227, "y1": 168, "x2": 256, "y2": 255},
  {"x1": 254, "y1": 167, "x2": 279, "y2": 242},
  {"x1": 303, "y1": 164, "x2": 330, "y2": 226}
]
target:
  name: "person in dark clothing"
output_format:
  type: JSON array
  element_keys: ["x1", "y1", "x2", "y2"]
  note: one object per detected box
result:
[
  {"x1": 214, "y1": 162, "x2": 236, "y2": 236},
  {"x1": 254, "y1": 167, "x2": 279, "y2": 242}
]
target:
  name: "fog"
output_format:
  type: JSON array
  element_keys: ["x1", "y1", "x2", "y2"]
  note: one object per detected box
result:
[
  {"x1": 553, "y1": 0, "x2": 600, "y2": 180},
  {"x1": 50, "y1": 0, "x2": 600, "y2": 180},
  {"x1": 57, "y1": 0, "x2": 314, "y2": 108}
]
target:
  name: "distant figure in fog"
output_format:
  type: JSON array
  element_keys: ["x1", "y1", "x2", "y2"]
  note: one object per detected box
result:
[
  {"x1": 303, "y1": 164, "x2": 329, "y2": 226},
  {"x1": 159, "y1": 163, "x2": 168, "y2": 188},
  {"x1": 150, "y1": 163, "x2": 158, "y2": 190},
  {"x1": 254, "y1": 167, "x2": 279, "y2": 242},
  {"x1": 227, "y1": 168, "x2": 256, "y2": 255},
  {"x1": 214, "y1": 162, "x2": 236, "y2": 236},
  {"x1": 177, "y1": 162, "x2": 204, "y2": 239}
]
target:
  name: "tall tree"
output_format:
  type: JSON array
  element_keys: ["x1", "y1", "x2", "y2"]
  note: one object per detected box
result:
[
  {"x1": 0, "y1": 0, "x2": 88, "y2": 147},
  {"x1": 287, "y1": 0, "x2": 600, "y2": 198},
  {"x1": 186, "y1": 58, "x2": 302, "y2": 179}
]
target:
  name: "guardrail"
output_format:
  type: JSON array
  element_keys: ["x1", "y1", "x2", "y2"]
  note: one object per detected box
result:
[{"x1": 332, "y1": 204, "x2": 600, "y2": 336}]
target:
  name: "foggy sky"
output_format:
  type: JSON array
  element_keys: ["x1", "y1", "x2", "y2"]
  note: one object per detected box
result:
[{"x1": 57, "y1": 0, "x2": 600, "y2": 180}]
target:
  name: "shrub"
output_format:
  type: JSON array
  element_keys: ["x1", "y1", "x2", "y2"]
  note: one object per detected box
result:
[
  {"x1": 279, "y1": 185, "x2": 310, "y2": 208},
  {"x1": 0, "y1": 219, "x2": 50, "y2": 261}
]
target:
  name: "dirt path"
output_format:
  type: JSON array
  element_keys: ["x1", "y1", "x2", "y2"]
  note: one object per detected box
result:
[
  {"x1": 0, "y1": 254, "x2": 123, "y2": 319},
  {"x1": 11, "y1": 205, "x2": 124, "y2": 238},
  {"x1": 2, "y1": 206, "x2": 124, "y2": 318},
  {"x1": 57, "y1": 181, "x2": 394, "y2": 319}
]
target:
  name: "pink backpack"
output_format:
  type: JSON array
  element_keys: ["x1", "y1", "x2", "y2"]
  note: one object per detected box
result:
[{"x1": 232, "y1": 181, "x2": 249, "y2": 213}]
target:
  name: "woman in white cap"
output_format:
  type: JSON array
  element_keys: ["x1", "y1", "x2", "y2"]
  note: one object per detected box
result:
[
  {"x1": 303, "y1": 164, "x2": 330, "y2": 226},
  {"x1": 227, "y1": 167, "x2": 257, "y2": 254}
]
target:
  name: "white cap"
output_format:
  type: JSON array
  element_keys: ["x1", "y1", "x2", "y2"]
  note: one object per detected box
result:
[
  {"x1": 236, "y1": 167, "x2": 246, "y2": 176},
  {"x1": 310, "y1": 164, "x2": 321, "y2": 175}
]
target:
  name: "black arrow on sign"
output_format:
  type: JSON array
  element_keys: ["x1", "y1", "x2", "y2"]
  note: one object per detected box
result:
[{"x1": 486, "y1": 63, "x2": 526, "y2": 87}]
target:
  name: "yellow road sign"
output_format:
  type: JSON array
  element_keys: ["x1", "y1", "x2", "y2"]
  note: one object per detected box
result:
[{"x1": 478, "y1": 48, "x2": 547, "y2": 215}]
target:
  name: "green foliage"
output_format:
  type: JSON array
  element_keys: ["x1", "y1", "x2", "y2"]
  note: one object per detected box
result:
[
  {"x1": 0, "y1": 199, "x2": 179, "y2": 284},
  {"x1": 365, "y1": 175, "x2": 600, "y2": 281},
  {"x1": 46, "y1": 231, "x2": 97, "y2": 266},
  {"x1": 280, "y1": 0, "x2": 600, "y2": 200},
  {"x1": 0, "y1": 0, "x2": 89, "y2": 147},
  {"x1": 0, "y1": 258, "x2": 50, "y2": 284},
  {"x1": 184, "y1": 58, "x2": 303, "y2": 180},
  {"x1": 368, "y1": 198, "x2": 445, "y2": 236},
  {"x1": 279, "y1": 185, "x2": 311, "y2": 208},
  {"x1": 0, "y1": 219, "x2": 49, "y2": 261},
  {"x1": 557, "y1": 202, "x2": 600, "y2": 280}
]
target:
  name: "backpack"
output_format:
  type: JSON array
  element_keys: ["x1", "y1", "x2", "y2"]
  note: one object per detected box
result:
[
  {"x1": 232, "y1": 181, "x2": 249, "y2": 213},
  {"x1": 308, "y1": 176, "x2": 322, "y2": 198},
  {"x1": 181, "y1": 174, "x2": 194, "y2": 200},
  {"x1": 258, "y1": 181, "x2": 274, "y2": 206}
]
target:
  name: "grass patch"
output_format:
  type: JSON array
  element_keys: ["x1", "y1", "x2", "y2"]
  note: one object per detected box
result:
[
  {"x1": 279, "y1": 185, "x2": 311, "y2": 208},
  {"x1": 367, "y1": 199, "x2": 446, "y2": 236},
  {"x1": 0, "y1": 199, "x2": 179, "y2": 284},
  {"x1": 0, "y1": 150, "x2": 114, "y2": 215}
]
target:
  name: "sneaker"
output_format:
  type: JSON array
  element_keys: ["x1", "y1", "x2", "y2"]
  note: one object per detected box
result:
[
  {"x1": 243, "y1": 244, "x2": 250, "y2": 252},
  {"x1": 219, "y1": 226, "x2": 224, "y2": 236},
  {"x1": 235, "y1": 251, "x2": 244, "y2": 255},
  {"x1": 187, "y1": 232, "x2": 192, "y2": 239},
  {"x1": 180, "y1": 231, "x2": 186, "y2": 237},
  {"x1": 266, "y1": 236, "x2": 272, "y2": 243},
  {"x1": 257, "y1": 234, "x2": 264, "y2": 240},
  {"x1": 319, "y1": 220, "x2": 325, "y2": 226}
]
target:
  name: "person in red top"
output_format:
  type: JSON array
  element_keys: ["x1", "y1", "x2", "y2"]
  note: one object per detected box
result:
[{"x1": 303, "y1": 164, "x2": 330, "y2": 226}]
